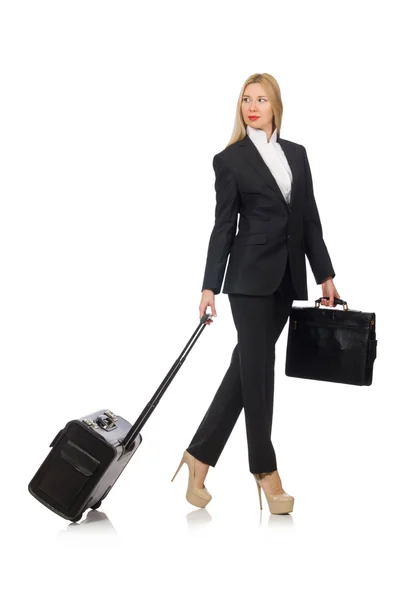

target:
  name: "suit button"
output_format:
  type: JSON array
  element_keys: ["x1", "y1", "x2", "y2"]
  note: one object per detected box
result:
[{"x1": 287, "y1": 234, "x2": 291, "y2": 240}]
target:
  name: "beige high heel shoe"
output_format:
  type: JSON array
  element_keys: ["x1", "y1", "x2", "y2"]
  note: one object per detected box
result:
[
  {"x1": 171, "y1": 450, "x2": 212, "y2": 508},
  {"x1": 253, "y1": 472, "x2": 294, "y2": 514}
]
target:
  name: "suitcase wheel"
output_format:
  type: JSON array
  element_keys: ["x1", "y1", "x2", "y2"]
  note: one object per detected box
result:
[
  {"x1": 91, "y1": 501, "x2": 102, "y2": 510},
  {"x1": 71, "y1": 513, "x2": 83, "y2": 523}
]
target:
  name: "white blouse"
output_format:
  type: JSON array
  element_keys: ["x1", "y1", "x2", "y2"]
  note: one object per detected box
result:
[{"x1": 246, "y1": 125, "x2": 293, "y2": 204}]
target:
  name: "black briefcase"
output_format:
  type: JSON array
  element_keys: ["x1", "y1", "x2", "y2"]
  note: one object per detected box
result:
[
  {"x1": 28, "y1": 312, "x2": 214, "y2": 522},
  {"x1": 285, "y1": 297, "x2": 377, "y2": 386}
]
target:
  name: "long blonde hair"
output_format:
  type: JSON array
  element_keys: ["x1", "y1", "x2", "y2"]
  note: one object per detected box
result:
[{"x1": 225, "y1": 73, "x2": 283, "y2": 149}]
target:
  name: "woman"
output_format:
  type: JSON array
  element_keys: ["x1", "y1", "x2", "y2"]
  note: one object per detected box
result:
[{"x1": 171, "y1": 72, "x2": 340, "y2": 514}]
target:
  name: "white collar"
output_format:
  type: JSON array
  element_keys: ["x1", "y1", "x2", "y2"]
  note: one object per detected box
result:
[{"x1": 246, "y1": 125, "x2": 278, "y2": 144}]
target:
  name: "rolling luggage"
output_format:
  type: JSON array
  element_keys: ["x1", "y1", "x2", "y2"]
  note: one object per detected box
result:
[{"x1": 28, "y1": 312, "x2": 214, "y2": 522}]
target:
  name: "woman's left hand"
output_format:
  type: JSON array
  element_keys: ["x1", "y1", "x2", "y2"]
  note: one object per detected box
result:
[{"x1": 320, "y1": 277, "x2": 340, "y2": 307}]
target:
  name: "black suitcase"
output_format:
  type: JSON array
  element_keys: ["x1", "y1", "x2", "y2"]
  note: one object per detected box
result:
[{"x1": 28, "y1": 312, "x2": 214, "y2": 522}]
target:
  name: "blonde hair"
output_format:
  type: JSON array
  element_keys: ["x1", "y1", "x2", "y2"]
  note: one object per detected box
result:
[{"x1": 225, "y1": 73, "x2": 283, "y2": 149}]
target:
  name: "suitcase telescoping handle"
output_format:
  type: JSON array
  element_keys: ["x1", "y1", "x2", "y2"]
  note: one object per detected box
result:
[{"x1": 122, "y1": 311, "x2": 214, "y2": 453}]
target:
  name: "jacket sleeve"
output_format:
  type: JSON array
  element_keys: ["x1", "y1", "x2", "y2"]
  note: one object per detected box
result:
[
  {"x1": 201, "y1": 153, "x2": 241, "y2": 295},
  {"x1": 302, "y1": 146, "x2": 336, "y2": 284}
]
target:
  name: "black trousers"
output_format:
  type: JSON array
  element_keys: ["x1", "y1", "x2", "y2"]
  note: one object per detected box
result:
[{"x1": 186, "y1": 256, "x2": 296, "y2": 474}]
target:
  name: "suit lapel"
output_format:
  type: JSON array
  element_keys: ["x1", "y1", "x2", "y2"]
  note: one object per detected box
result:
[{"x1": 238, "y1": 134, "x2": 299, "y2": 214}]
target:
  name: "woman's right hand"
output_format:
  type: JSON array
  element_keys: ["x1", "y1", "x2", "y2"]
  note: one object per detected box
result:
[{"x1": 199, "y1": 289, "x2": 217, "y2": 324}]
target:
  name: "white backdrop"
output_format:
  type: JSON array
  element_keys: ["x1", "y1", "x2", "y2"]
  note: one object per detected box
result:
[{"x1": 1, "y1": 0, "x2": 395, "y2": 597}]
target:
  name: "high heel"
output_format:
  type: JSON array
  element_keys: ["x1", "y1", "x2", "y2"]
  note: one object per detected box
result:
[
  {"x1": 253, "y1": 473, "x2": 294, "y2": 514},
  {"x1": 171, "y1": 450, "x2": 212, "y2": 508}
]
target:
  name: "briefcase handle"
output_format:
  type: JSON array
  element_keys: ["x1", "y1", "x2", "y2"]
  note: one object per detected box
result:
[{"x1": 315, "y1": 297, "x2": 349, "y2": 311}]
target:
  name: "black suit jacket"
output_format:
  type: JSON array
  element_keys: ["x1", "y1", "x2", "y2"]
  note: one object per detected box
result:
[{"x1": 201, "y1": 133, "x2": 335, "y2": 300}]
